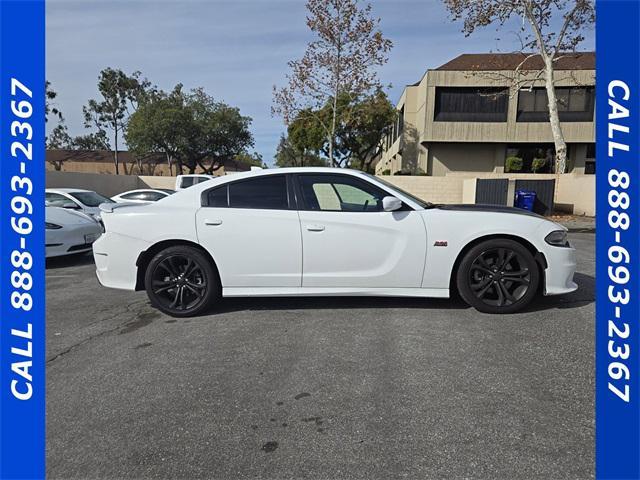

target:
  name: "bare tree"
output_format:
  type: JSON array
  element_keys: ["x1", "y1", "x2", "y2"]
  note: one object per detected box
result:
[
  {"x1": 443, "y1": 0, "x2": 595, "y2": 176},
  {"x1": 272, "y1": 0, "x2": 392, "y2": 166}
]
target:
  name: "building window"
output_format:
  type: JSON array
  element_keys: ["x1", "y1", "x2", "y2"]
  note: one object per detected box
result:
[
  {"x1": 517, "y1": 87, "x2": 595, "y2": 122},
  {"x1": 434, "y1": 87, "x2": 509, "y2": 122},
  {"x1": 585, "y1": 143, "x2": 595, "y2": 174},
  {"x1": 504, "y1": 144, "x2": 570, "y2": 174}
]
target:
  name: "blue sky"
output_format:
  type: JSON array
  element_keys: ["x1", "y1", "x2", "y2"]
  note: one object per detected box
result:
[{"x1": 46, "y1": 0, "x2": 594, "y2": 165}]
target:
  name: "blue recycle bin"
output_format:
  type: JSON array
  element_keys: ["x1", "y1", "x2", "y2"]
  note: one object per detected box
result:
[{"x1": 514, "y1": 190, "x2": 536, "y2": 211}]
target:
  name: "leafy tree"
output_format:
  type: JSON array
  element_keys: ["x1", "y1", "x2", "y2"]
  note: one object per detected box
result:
[
  {"x1": 277, "y1": 90, "x2": 395, "y2": 171},
  {"x1": 126, "y1": 85, "x2": 191, "y2": 175},
  {"x1": 45, "y1": 126, "x2": 110, "y2": 171},
  {"x1": 180, "y1": 88, "x2": 255, "y2": 174},
  {"x1": 287, "y1": 108, "x2": 327, "y2": 157},
  {"x1": 335, "y1": 89, "x2": 396, "y2": 172},
  {"x1": 235, "y1": 151, "x2": 267, "y2": 169},
  {"x1": 45, "y1": 81, "x2": 63, "y2": 124},
  {"x1": 274, "y1": 134, "x2": 327, "y2": 168},
  {"x1": 443, "y1": 0, "x2": 595, "y2": 176},
  {"x1": 125, "y1": 85, "x2": 254, "y2": 175},
  {"x1": 45, "y1": 81, "x2": 67, "y2": 149},
  {"x1": 72, "y1": 131, "x2": 110, "y2": 151},
  {"x1": 273, "y1": 0, "x2": 392, "y2": 166},
  {"x1": 47, "y1": 124, "x2": 72, "y2": 149},
  {"x1": 82, "y1": 68, "x2": 152, "y2": 174}
]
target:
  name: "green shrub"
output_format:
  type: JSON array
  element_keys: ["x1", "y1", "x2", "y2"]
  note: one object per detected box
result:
[
  {"x1": 380, "y1": 169, "x2": 391, "y2": 175},
  {"x1": 532, "y1": 157, "x2": 548, "y2": 173},
  {"x1": 393, "y1": 168, "x2": 427, "y2": 176},
  {"x1": 505, "y1": 156, "x2": 523, "y2": 173}
]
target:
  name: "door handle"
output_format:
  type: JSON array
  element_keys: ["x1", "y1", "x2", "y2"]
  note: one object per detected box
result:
[
  {"x1": 204, "y1": 219, "x2": 223, "y2": 226},
  {"x1": 306, "y1": 224, "x2": 325, "y2": 232}
]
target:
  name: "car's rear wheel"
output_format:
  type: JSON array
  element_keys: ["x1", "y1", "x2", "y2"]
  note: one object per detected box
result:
[
  {"x1": 456, "y1": 239, "x2": 540, "y2": 314},
  {"x1": 144, "y1": 245, "x2": 219, "y2": 317}
]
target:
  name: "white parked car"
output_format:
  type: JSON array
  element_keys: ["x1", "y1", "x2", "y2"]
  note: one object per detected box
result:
[
  {"x1": 93, "y1": 168, "x2": 577, "y2": 317},
  {"x1": 111, "y1": 188, "x2": 175, "y2": 204},
  {"x1": 46, "y1": 206, "x2": 103, "y2": 258},
  {"x1": 45, "y1": 188, "x2": 114, "y2": 221},
  {"x1": 175, "y1": 174, "x2": 215, "y2": 190}
]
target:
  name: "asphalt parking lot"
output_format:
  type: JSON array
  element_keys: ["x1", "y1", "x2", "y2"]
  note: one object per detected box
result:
[{"x1": 46, "y1": 233, "x2": 595, "y2": 479}]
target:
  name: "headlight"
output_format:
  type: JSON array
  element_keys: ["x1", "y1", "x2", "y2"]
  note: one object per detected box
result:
[
  {"x1": 46, "y1": 222, "x2": 63, "y2": 230},
  {"x1": 545, "y1": 230, "x2": 569, "y2": 247}
]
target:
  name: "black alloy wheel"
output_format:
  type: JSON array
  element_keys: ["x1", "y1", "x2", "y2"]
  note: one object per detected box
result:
[
  {"x1": 457, "y1": 239, "x2": 540, "y2": 314},
  {"x1": 144, "y1": 245, "x2": 219, "y2": 317}
]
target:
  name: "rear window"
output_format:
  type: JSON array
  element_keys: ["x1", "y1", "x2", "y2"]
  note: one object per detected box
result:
[
  {"x1": 69, "y1": 191, "x2": 114, "y2": 207},
  {"x1": 180, "y1": 177, "x2": 196, "y2": 188},
  {"x1": 206, "y1": 186, "x2": 228, "y2": 207}
]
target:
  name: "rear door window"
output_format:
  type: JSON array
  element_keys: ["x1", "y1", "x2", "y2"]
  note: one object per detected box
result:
[
  {"x1": 229, "y1": 176, "x2": 289, "y2": 210},
  {"x1": 203, "y1": 176, "x2": 289, "y2": 210}
]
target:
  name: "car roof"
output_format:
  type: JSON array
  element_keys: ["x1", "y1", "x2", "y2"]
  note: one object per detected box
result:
[
  {"x1": 203, "y1": 167, "x2": 368, "y2": 184},
  {"x1": 116, "y1": 189, "x2": 168, "y2": 194},
  {"x1": 46, "y1": 188, "x2": 92, "y2": 193}
]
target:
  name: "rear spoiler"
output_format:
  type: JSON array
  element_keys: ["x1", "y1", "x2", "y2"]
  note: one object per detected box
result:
[{"x1": 99, "y1": 202, "x2": 143, "y2": 213}]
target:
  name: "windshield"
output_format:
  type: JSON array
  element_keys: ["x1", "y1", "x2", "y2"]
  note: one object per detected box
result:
[
  {"x1": 69, "y1": 191, "x2": 114, "y2": 207},
  {"x1": 365, "y1": 173, "x2": 432, "y2": 209}
]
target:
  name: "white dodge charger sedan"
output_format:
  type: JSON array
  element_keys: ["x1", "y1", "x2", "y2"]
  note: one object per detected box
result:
[{"x1": 93, "y1": 168, "x2": 577, "y2": 317}]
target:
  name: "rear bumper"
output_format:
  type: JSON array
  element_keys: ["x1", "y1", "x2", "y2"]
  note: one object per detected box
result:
[
  {"x1": 93, "y1": 232, "x2": 149, "y2": 290},
  {"x1": 46, "y1": 224, "x2": 102, "y2": 258},
  {"x1": 542, "y1": 244, "x2": 578, "y2": 296}
]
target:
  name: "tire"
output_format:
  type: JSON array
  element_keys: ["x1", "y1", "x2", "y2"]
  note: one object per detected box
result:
[
  {"x1": 144, "y1": 245, "x2": 220, "y2": 317},
  {"x1": 456, "y1": 239, "x2": 540, "y2": 314}
]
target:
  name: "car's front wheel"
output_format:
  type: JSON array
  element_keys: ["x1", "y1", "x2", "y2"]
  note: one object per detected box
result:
[
  {"x1": 144, "y1": 245, "x2": 219, "y2": 317},
  {"x1": 456, "y1": 239, "x2": 540, "y2": 314}
]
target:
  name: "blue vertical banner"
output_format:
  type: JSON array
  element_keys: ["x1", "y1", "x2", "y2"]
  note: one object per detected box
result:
[
  {"x1": 596, "y1": 0, "x2": 640, "y2": 478},
  {"x1": 0, "y1": 0, "x2": 46, "y2": 478}
]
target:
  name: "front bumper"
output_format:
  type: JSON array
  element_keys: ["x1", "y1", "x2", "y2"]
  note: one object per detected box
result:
[{"x1": 542, "y1": 244, "x2": 578, "y2": 296}]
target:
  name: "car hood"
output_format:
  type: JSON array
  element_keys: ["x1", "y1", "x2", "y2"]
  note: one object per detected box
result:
[{"x1": 433, "y1": 204, "x2": 544, "y2": 219}]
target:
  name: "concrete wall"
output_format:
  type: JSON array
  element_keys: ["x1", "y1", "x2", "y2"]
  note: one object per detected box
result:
[
  {"x1": 443, "y1": 171, "x2": 595, "y2": 215},
  {"x1": 46, "y1": 171, "x2": 181, "y2": 197},
  {"x1": 47, "y1": 160, "x2": 230, "y2": 177},
  {"x1": 46, "y1": 170, "x2": 594, "y2": 216},
  {"x1": 377, "y1": 175, "x2": 465, "y2": 205},
  {"x1": 139, "y1": 176, "x2": 177, "y2": 190},
  {"x1": 46, "y1": 171, "x2": 144, "y2": 197}
]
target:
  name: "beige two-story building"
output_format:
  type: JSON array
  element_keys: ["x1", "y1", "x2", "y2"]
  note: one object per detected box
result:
[{"x1": 376, "y1": 52, "x2": 595, "y2": 177}]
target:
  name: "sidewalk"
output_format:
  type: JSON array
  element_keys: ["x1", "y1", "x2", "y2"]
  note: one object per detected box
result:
[{"x1": 549, "y1": 214, "x2": 595, "y2": 232}]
